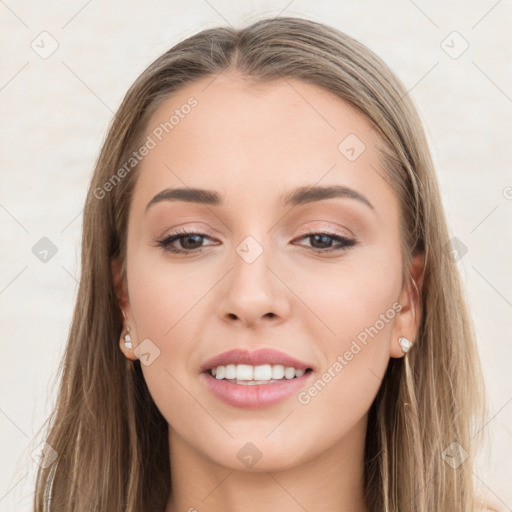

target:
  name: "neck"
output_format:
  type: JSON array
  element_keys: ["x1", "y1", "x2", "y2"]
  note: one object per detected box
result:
[{"x1": 165, "y1": 414, "x2": 369, "y2": 512}]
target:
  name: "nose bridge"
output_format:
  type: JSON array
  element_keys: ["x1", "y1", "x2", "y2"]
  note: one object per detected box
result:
[
  {"x1": 232, "y1": 232, "x2": 275, "y2": 301},
  {"x1": 217, "y1": 229, "x2": 289, "y2": 326}
]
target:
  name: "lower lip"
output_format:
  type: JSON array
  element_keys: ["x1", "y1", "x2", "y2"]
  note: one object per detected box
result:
[{"x1": 200, "y1": 371, "x2": 314, "y2": 409}]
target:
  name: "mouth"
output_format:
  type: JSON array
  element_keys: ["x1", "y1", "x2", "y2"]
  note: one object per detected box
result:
[
  {"x1": 200, "y1": 363, "x2": 315, "y2": 409},
  {"x1": 206, "y1": 363, "x2": 314, "y2": 384}
]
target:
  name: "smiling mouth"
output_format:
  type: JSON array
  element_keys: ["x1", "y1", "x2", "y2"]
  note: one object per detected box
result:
[{"x1": 207, "y1": 363, "x2": 314, "y2": 385}]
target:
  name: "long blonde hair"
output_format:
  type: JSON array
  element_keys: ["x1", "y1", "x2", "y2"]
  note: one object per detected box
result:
[{"x1": 32, "y1": 16, "x2": 488, "y2": 511}]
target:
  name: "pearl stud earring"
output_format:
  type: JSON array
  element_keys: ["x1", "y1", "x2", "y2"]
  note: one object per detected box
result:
[
  {"x1": 398, "y1": 336, "x2": 412, "y2": 354},
  {"x1": 123, "y1": 327, "x2": 132, "y2": 349}
]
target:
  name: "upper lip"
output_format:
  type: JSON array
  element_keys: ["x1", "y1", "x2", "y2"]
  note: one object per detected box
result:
[{"x1": 200, "y1": 348, "x2": 314, "y2": 373}]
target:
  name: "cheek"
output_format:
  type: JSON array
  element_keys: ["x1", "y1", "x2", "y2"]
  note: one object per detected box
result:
[
  {"x1": 288, "y1": 245, "x2": 402, "y2": 348},
  {"x1": 126, "y1": 248, "x2": 209, "y2": 341},
  {"x1": 289, "y1": 246, "x2": 402, "y2": 406}
]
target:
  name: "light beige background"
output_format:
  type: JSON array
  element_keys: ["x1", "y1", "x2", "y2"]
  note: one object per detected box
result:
[{"x1": 1, "y1": 1, "x2": 511, "y2": 510}]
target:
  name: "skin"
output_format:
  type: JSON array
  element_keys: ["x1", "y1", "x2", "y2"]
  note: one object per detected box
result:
[{"x1": 113, "y1": 72, "x2": 424, "y2": 512}]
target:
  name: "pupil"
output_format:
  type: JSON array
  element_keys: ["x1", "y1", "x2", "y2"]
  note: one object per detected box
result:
[
  {"x1": 182, "y1": 234, "x2": 202, "y2": 249},
  {"x1": 311, "y1": 234, "x2": 331, "y2": 249}
]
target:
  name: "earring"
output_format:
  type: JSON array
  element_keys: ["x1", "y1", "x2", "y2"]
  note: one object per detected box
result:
[
  {"x1": 398, "y1": 336, "x2": 413, "y2": 354},
  {"x1": 123, "y1": 326, "x2": 132, "y2": 349}
]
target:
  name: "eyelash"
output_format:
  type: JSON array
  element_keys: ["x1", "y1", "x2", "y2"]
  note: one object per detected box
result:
[{"x1": 155, "y1": 227, "x2": 356, "y2": 255}]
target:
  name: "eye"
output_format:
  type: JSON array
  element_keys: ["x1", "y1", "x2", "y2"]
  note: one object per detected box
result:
[
  {"x1": 155, "y1": 228, "x2": 217, "y2": 254},
  {"x1": 294, "y1": 231, "x2": 356, "y2": 253},
  {"x1": 155, "y1": 228, "x2": 357, "y2": 255}
]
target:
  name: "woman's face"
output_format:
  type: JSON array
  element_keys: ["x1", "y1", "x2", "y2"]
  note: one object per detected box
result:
[{"x1": 116, "y1": 72, "x2": 420, "y2": 471}]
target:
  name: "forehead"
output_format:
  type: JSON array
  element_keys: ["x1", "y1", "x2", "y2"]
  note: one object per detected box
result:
[{"x1": 131, "y1": 72, "x2": 396, "y2": 217}]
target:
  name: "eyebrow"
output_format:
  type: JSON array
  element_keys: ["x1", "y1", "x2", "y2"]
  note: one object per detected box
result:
[{"x1": 145, "y1": 185, "x2": 374, "y2": 213}]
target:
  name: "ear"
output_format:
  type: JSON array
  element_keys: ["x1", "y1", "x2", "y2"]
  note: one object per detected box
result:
[
  {"x1": 389, "y1": 252, "x2": 424, "y2": 358},
  {"x1": 112, "y1": 257, "x2": 137, "y2": 361},
  {"x1": 112, "y1": 257, "x2": 129, "y2": 313}
]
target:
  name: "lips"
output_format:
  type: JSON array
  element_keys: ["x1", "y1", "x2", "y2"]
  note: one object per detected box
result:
[
  {"x1": 200, "y1": 348, "x2": 314, "y2": 373},
  {"x1": 201, "y1": 370, "x2": 314, "y2": 409},
  {"x1": 199, "y1": 348, "x2": 315, "y2": 409}
]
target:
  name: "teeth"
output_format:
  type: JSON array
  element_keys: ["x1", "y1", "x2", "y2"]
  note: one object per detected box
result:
[
  {"x1": 284, "y1": 367, "x2": 296, "y2": 379},
  {"x1": 225, "y1": 364, "x2": 236, "y2": 379},
  {"x1": 253, "y1": 364, "x2": 272, "y2": 380},
  {"x1": 272, "y1": 365, "x2": 285, "y2": 379},
  {"x1": 212, "y1": 364, "x2": 308, "y2": 381},
  {"x1": 236, "y1": 364, "x2": 254, "y2": 380}
]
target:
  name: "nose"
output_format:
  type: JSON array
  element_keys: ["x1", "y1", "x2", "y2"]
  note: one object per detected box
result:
[{"x1": 216, "y1": 244, "x2": 291, "y2": 329}]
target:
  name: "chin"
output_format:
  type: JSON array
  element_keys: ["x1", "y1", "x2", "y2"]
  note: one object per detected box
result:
[{"x1": 201, "y1": 436, "x2": 314, "y2": 473}]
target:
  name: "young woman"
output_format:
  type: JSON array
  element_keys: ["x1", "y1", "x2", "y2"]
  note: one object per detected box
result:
[{"x1": 33, "y1": 16, "x2": 495, "y2": 512}]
